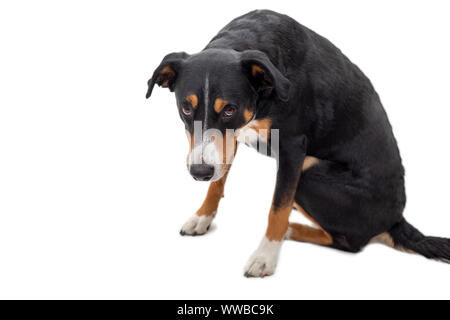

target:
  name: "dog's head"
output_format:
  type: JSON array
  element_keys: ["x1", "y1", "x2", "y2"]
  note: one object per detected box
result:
[{"x1": 146, "y1": 49, "x2": 290, "y2": 182}]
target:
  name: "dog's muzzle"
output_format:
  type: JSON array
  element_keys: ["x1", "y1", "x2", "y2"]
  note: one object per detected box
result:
[{"x1": 187, "y1": 141, "x2": 223, "y2": 182}]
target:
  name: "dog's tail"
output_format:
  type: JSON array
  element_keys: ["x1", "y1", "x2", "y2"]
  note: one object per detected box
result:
[{"x1": 387, "y1": 218, "x2": 450, "y2": 263}]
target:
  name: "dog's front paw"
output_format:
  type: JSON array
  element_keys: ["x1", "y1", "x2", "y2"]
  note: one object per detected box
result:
[
  {"x1": 244, "y1": 238, "x2": 281, "y2": 278},
  {"x1": 244, "y1": 256, "x2": 276, "y2": 278},
  {"x1": 180, "y1": 214, "x2": 215, "y2": 236}
]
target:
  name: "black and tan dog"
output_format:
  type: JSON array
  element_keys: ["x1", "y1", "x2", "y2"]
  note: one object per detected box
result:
[{"x1": 146, "y1": 10, "x2": 450, "y2": 277}]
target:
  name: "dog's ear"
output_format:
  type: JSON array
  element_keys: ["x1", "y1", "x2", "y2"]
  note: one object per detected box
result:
[
  {"x1": 241, "y1": 50, "x2": 291, "y2": 102},
  {"x1": 146, "y1": 52, "x2": 190, "y2": 99}
]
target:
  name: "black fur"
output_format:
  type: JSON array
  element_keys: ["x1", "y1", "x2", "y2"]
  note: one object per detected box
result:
[
  {"x1": 147, "y1": 10, "x2": 450, "y2": 261},
  {"x1": 389, "y1": 219, "x2": 450, "y2": 262}
]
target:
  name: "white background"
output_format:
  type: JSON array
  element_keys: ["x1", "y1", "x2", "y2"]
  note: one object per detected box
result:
[{"x1": 1, "y1": 0, "x2": 449, "y2": 299}]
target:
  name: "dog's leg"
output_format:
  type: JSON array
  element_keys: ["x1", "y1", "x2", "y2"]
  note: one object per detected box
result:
[
  {"x1": 286, "y1": 223, "x2": 333, "y2": 245},
  {"x1": 286, "y1": 202, "x2": 333, "y2": 246},
  {"x1": 244, "y1": 136, "x2": 306, "y2": 277},
  {"x1": 180, "y1": 171, "x2": 229, "y2": 236}
]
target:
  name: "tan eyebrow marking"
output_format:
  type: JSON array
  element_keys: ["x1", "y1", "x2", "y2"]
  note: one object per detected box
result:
[
  {"x1": 186, "y1": 94, "x2": 199, "y2": 109},
  {"x1": 213, "y1": 98, "x2": 228, "y2": 114}
]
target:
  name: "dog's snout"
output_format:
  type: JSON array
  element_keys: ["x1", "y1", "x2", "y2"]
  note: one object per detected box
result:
[{"x1": 190, "y1": 164, "x2": 214, "y2": 181}]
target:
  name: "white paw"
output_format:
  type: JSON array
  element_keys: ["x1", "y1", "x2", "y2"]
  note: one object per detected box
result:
[
  {"x1": 180, "y1": 214, "x2": 215, "y2": 236},
  {"x1": 244, "y1": 237, "x2": 282, "y2": 278}
]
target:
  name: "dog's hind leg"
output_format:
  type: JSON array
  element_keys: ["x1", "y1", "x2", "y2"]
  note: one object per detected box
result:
[
  {"x1": 294, "y1": 159, "x2": 404, "y2": 253},
  {"x1": 287, "y1": 203, "x2": 333, "y2": 246},
  {"x1": 286, "y1": 223, "x2": 333, "y2": 246}
]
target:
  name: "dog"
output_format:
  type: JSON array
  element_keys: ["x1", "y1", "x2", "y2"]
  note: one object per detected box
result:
[{"x1": 146, "y1": 9, "x2": 450, "y2": 277}]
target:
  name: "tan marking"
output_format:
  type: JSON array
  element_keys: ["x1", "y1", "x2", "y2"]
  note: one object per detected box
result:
[
  {"x1": 213, "y1": 98, "x2": 228, "y2": 114},
  {"x1": 293, "y1": 202, "x2": 320, "y2": 228},
  {"x1": 248, "y1": 118, "x2": 272, "y2": 140},
  {"x1": 264, "y1": 146, "x2": 299, "y2": 242},
  {"x1": 196, "y1": 172, "x2": 229, "y2": 217},
  {"x1": 251, "y1": 65, "x2": 264, "y2": 77},
  {"x1": 159, "y1": 66, "x2": 175, "y2": 88},
  {"x1": 186, "y1": 131, "x2": 194, "y2": 152},
  {"x1": 186, "y1": 94, "x2": 198, "y2": 109},
  {"x1": 185, "y1": 131, "x2": 194, "y2": 170},
  {"x1": 251, "y1": 65, "x2": 272, "y2": 88},
  {"x1": 288, "y1": 223, "x2": 333, "y2": 246},
  {"x1": 371, "y1": 232, "x2": 395, "y2": 247},
  {"x1": 371, "y1": 232, "x2": 415, "y2": 254},
  {"x1": 243, "y1": 109, "x2": 254, "y2": 123},
  {"x1": 302, "y1": 156, "x2": 319, "y2": 172},
  {"x1": 266, "y1": 205, "x2": 292, "y2": 242},
  {"x1": 292, "y1": 202, "x2": 333, "y2": 245}
]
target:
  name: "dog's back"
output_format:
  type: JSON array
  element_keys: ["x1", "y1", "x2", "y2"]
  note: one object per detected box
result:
[{"x1": 208, "y1": 10, "x2": 404, "y2": 194}]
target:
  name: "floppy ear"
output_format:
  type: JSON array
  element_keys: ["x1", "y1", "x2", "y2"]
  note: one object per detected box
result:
[
  {"x1": 146, "y1": 52, "x2": 190, "y2": 99},
  {"x1": 241, "y1": 50, "x2": 291, "y2": 102}
]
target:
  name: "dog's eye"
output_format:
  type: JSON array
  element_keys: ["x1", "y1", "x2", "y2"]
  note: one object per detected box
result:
[
  {"x1": 182, "y1": 106, "x2": 192, "y2": 116},
  {"x1": 222, "y1": 105, "x2": 237, "y2": 118}
]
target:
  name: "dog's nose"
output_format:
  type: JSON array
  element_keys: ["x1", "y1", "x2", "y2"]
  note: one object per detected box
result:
[{"x1": 190, "y1": 164, "x2": 214, "y2": 181}]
